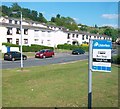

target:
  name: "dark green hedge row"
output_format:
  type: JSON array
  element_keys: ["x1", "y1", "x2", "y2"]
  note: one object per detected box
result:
[
  {"x1": 2, "y1": 43, "x2": 54, "y2": 52},
  {"x1": 23, "y1": 44, "x2": 53, "y2": 52},
  {"x1": 111, "y1": 55, "x2": 120, "y2": 64},
  {"x1": 2, "y1": 43, "x2": 20, "y2": 47},
  {"x1": 57, "y1": 44, "x2": 89, "y2": 51}
]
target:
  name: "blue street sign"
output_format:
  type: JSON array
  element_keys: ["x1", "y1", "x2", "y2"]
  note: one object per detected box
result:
[{"x1": 92, "y1": 40, "x2": 112, "y2": 72}]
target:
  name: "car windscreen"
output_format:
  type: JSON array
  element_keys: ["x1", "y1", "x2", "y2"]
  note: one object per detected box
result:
[{"x1": 39, "y1": 50, "x2": 45, "y2": 53}]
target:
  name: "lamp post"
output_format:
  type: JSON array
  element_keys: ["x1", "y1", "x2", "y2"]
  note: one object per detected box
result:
[{"x1": 12, "y1": 11, "x2": 23, "y2": 71}]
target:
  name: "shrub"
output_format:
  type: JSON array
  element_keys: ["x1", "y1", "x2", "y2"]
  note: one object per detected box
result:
[
  {"x1": 2, "y1": 43, "x2": 54, "y2": 52},
  {"x1": 2, "y1": 43, "x2": 20, "y2": 47},
  {"x1": 57, "y1": 44, "x2": 88, "y2": 51},
  {"x1": 111, "y1": 55, "x2": 120, "y2": 64}
]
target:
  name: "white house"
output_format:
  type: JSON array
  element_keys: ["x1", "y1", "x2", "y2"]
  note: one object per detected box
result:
[{"x1": 0, "y1": 16, "x2": 112, "y2": 50}]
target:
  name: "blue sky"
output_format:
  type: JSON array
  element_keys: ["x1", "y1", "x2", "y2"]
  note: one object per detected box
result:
[{"x1": 1, "y1": 2, "x2": 118, "y2": 28}]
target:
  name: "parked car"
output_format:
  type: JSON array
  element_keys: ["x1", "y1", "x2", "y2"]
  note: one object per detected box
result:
[
  {"x1": 4, "y1": 51, "x2": 27, "y2": 61},
  {"x1": 35, "y1": 49, "x2": 54, "y2": 58},
  {"x1": 72, "y1": 49, "x2": 85, "y2": 55}
]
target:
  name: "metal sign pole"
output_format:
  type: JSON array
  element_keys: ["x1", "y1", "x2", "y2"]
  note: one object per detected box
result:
[{"x1": 88, "y1": 39, "x2": 93, "y2": 109}]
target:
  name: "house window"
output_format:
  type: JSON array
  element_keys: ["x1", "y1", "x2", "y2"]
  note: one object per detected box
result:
[
  {"x1": 72, "y1": 34, "x2": 75, "y2": 38},
  {"x1": 7, "y1": 27, "x2": 12, "y2": 35},
  {"x1": 24, "y1": 39, "x2": 28, "y2": 44},
  {"x1": 15, "y1": 21, "x2": 17, "y2": 24},
  {"x1": 94, "y1": 36, "x2": 96, "y2": 38},
  {"x1": 89, "y1": 36, "x2": 91, "y2": 38},
  {"x1": 16, "y1": 28, "x2": 21, "y2": 34},
  {"x1": 35, "y1": 30, "x2": 39, "y2": 32},
  {"x1": 86, "y1": 35, "x2": 88, "y2": 39},
  {"x1": 97, "y1": 36, "x2": 99, "y2": 39},
  {"x1": 24, "y1": 29, "x2": 28, "y2": 35},
  {"x1": 9, "y1": 20, "x2": 12, "y2": 23},
  {"x1": 82, "y1": 35, "x2": 84, "y2": 40},
  {"x1": 34, "y1": 39, "x2": 39, "y2": 43},
  {"x1": 76, "y1": 34, "x2": 78, "y2": 38},
  {"x1": 67, "y1": 33, "x2": 70, "y2": 39},
  {"x1": 41, "y1": 40, "x2": 44, "y2": 44},
  {"x1": 47, "y1": 40, "x2": 50, "y2": 45},
  {"x1": 7, "y1": 38, "x2": 12, "y2": 43},
  {"x1": 67, "y1": 41, "x2": 70, "y2": 44},
  {"x1": 19, "y1": 21, "x2": 21, "y2": 25},
  {"x1": 16, "y1": 39, "x2": 19, "y2": 45},
  {"x1": 48, "y1": 31, "x2": 51, "y2": 33}
]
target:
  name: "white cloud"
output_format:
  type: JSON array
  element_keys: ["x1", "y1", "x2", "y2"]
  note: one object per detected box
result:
[{"x1": 102, "y1": 14, "x2": 118, "y2": 19}]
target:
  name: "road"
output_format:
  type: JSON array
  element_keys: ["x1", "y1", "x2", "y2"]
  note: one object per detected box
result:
[
  {"x1": 2, "y1": 48, "x2": 118, "y2": 70},
  {"x1": 2, "y1": 53, "x2": 88, "y2": 69}
]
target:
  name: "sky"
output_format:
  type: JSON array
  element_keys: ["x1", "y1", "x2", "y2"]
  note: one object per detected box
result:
[{"x1": 1, "y1": 2, "x2": 118, "y2": 28}]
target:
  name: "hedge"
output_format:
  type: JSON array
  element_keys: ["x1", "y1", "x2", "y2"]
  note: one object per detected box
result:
[
  {"x1": 22, "y1": 44, "x2": 53, "y2": 52},
  {"x1": 2, "y1": 43, "x2": 20, "y2": 47},
  {"x1": 2, "y1": 43, "x2": 54, "y2": 52},
  {"x1": 57, "y1": 44, "x2": 89, "y2": 51},
  {"x1": 111, "y1": 55, "x2": 120, "y2": 64}
]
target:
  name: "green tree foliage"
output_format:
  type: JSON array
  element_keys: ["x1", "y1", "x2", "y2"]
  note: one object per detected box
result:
[
  {"x1": 104, "y1": 28, "x2": 118, "y2": 42},
  {"x1": 56, "y1": 14, "x2": 60, "y2": 18},
  {"x1": 22, "y1": 8, "x2": 31, "y2": 19},
  {"x1": 50, "y1": 14, "x2": 79, "y2": 31},
  {"x1": 1, "y1": 5, "x2": 11, "y2": 16},
  {"x1": 90, "y1": 29, "x2": 98, "y2": 34},
  {"x1": 51, "y1": 17, "x2": 56, "y2": 22},
  {"x1": 38, "y1": 13, "x2": 47, "y2": 23},
  {"x1": 11, "y1": 3, "x2": 21, "y2": 12},
  {"x1": 30, "y1": 10, "x2": 38, "y2": 21}
]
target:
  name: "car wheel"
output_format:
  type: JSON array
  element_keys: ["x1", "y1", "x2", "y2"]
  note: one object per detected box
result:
[
  {"x1": 12, "y1": 58, "x2": 15, "y2": 61},
  {"x1": 43, "y1": 55, "x2": 46, "y2": 58},
  {"x1": 52, "y1": 55, "x2": 55, "y2": 58},
  {"x1": 23, "y1": 57, "x2": 27, "y2": 60}
]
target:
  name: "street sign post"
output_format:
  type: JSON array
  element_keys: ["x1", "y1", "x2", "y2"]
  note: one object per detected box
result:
[
  {"x1": 88, "y1": 39, "x2": 112, "y2": 109},
  {"x1": 92, "y1": 40, "x2": 112, "y2": 72}
]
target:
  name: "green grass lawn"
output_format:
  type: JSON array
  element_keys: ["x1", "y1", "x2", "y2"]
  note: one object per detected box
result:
[{"x1": 2, "y1": 60, "x2": 119, "y2": 107}]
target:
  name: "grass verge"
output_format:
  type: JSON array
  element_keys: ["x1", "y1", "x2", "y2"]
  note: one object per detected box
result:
[{"x1": 2, "y1": 60, "x2": 119, "y2": 107}]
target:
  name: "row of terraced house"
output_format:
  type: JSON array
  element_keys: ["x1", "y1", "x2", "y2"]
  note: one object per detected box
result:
[{"x1": 0, "y1": 16, "x2": 112, "y2": 50}]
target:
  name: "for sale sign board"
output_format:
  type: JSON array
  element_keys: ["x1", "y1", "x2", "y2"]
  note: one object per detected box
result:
[{"x1": 92, "y1": 40, "x2": 112, "y2": 72}]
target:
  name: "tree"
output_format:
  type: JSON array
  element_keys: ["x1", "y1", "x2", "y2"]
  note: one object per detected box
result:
[
  {"x1": 11, "y1": 3, "x2": 21, "y2": 12},
  {"x1": 1, "y1": 5, "x2": 11, "y2": 16},
  {"x1": 94, "y1": 24, "x2": 98, "y2": 28},
  {"x1": 22, "y1": 8, "x2": 31, "y2": 19},
  {"x1": 10, "y1": 3, "x2": 21, "y2": 18},
  {"x1": 38, "y1": 13, "x2": 47, "y2": 23},
  {"x1": 90, "y1": 29, "x2": 98, "y2": 34},
  {"x1": 30, "y1": 10, "x2": 38, "y2": 21},
  {"x1": 56, "y1": 14, "x2": 60, "y2": 18},
  {"x1": 104, "y1": 28, "x2": 118, "y2": 42},
  {"x1": 51, "y1": 17, "x2": 56, "y2": 22}
]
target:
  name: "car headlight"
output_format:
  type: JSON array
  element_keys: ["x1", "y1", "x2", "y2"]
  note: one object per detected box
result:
[{"x1": 40, "y1": 54, "x2": 43, "y2": 56}]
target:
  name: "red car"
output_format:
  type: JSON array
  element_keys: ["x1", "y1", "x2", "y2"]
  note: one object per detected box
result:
[{"x1": 35, "y1": 49, "x2": 54, "y2": 58}]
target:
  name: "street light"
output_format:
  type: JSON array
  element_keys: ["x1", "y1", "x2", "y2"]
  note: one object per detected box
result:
[{"x1": 12, "y1": 11, "x2": 23, "y2": 71}]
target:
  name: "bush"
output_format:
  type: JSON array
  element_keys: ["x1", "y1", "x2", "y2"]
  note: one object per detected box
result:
[
  {"x1": 57, "y1": 44, "x2": 88, "y2": 51},
  {"x1": 2, "y1": 43, "x2": 20, "y2": 47},
  {"x1": 2, "y1": 43, "x2": 54, "y2": 52},
  {"x1": 23, "y1": 45, "x2": 54, "y2": 52},
  {"x1": 111, "y1": 55, "x2": 120, "y2": 64}
]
